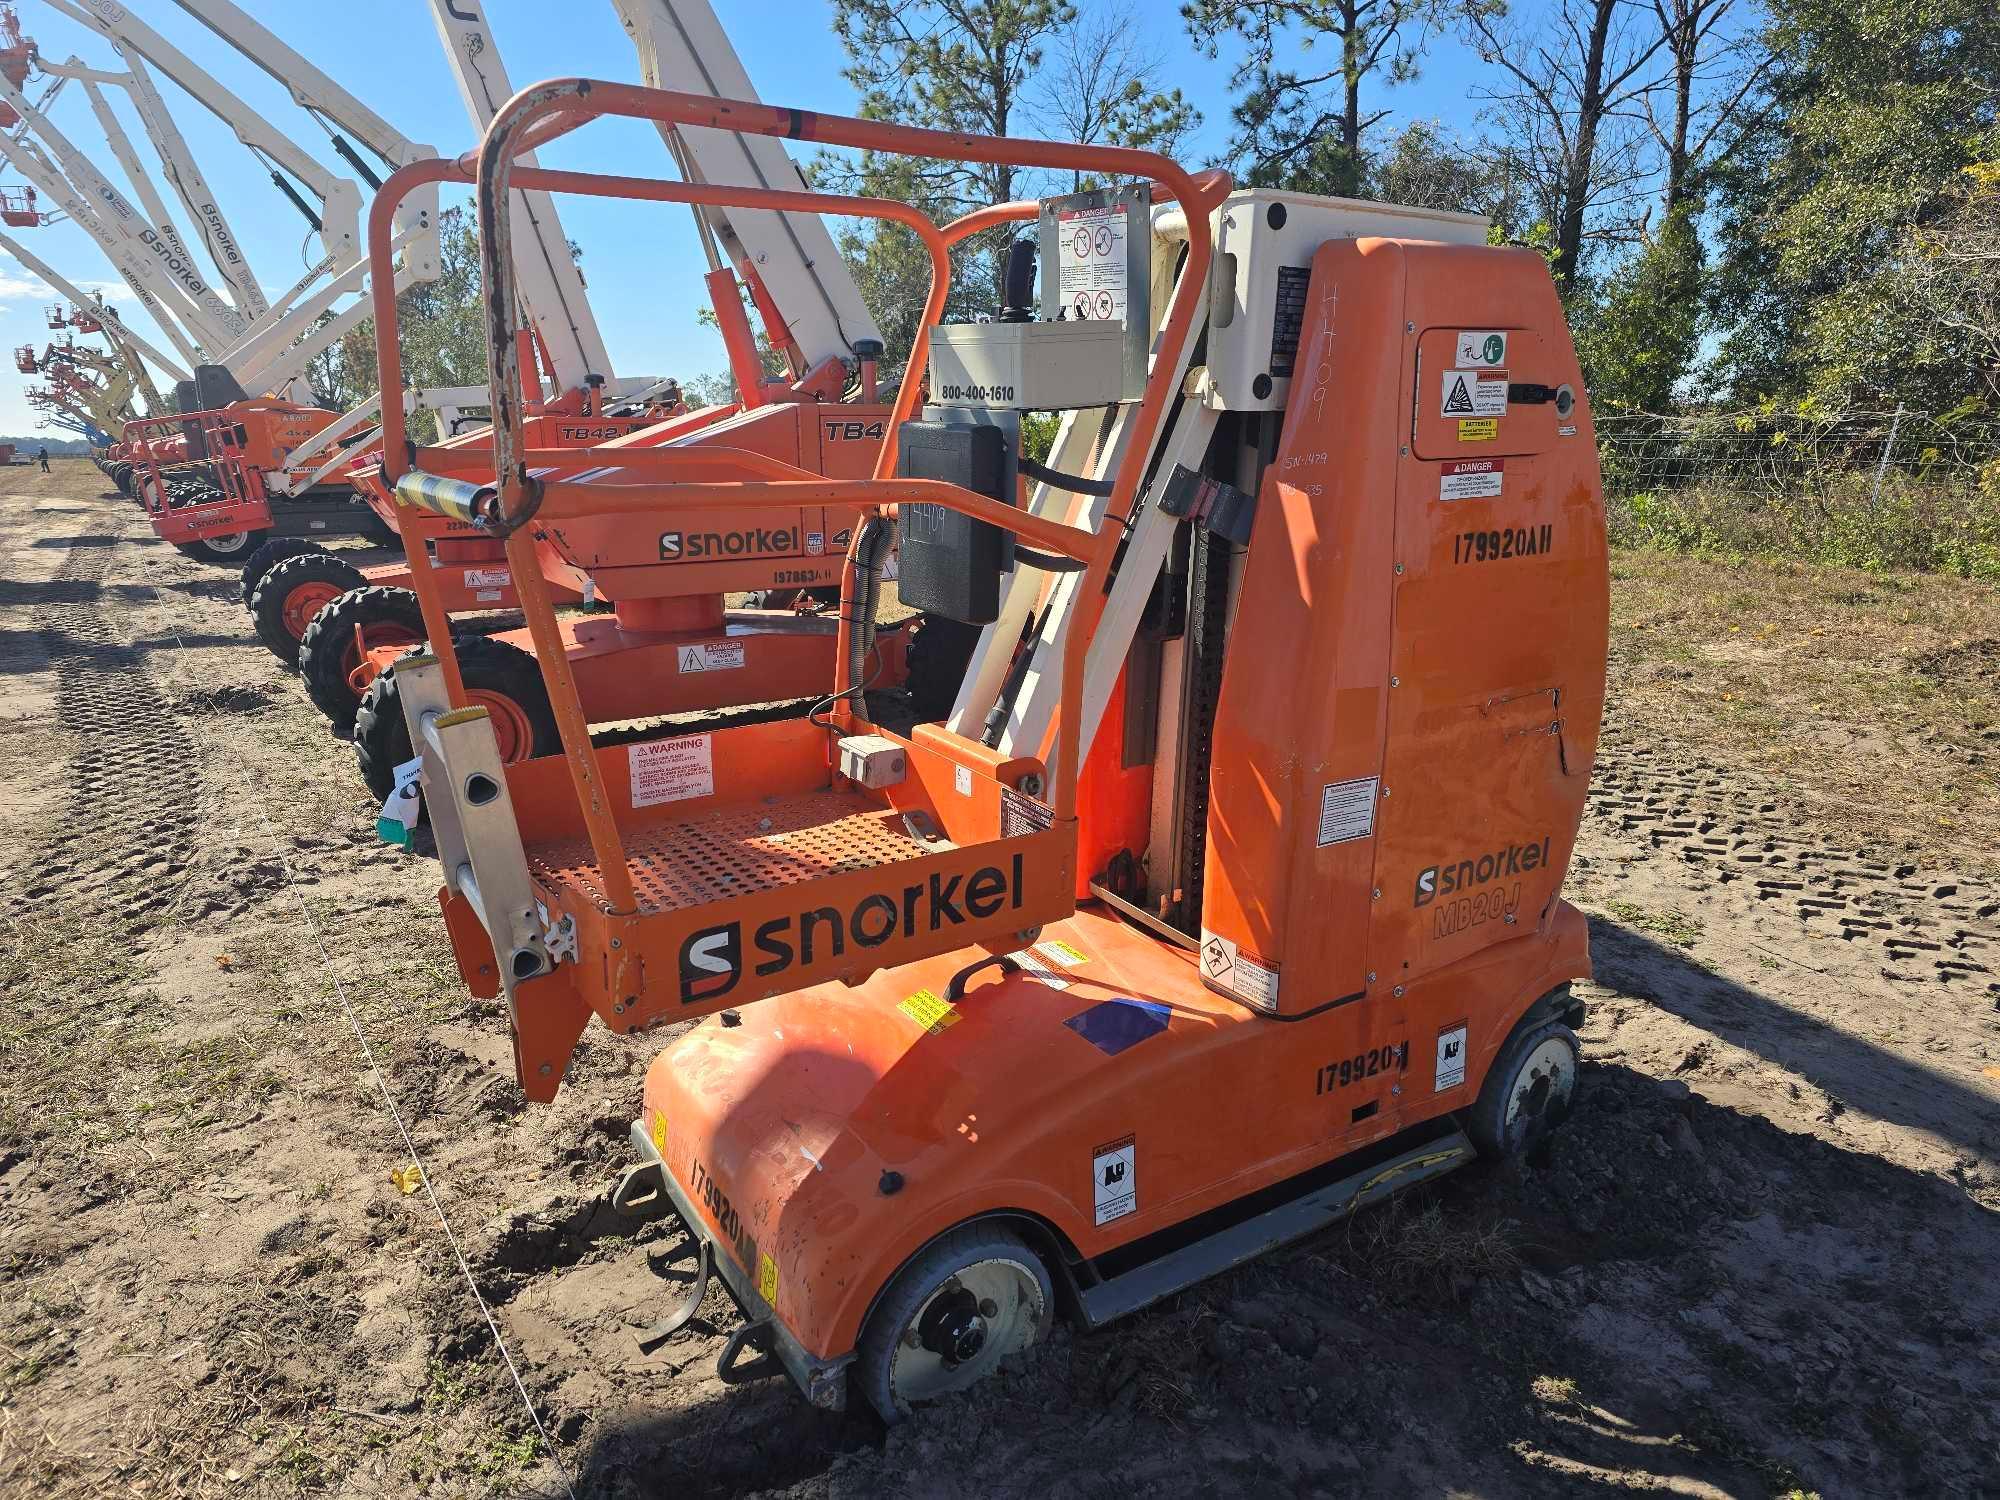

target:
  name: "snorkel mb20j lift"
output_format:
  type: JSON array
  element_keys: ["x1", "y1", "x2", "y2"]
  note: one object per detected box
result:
[{"x1": 390, "y1": 80, "x2": 1609, "y2": 1423}]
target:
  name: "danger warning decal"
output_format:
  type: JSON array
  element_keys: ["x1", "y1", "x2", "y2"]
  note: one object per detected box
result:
[
  {"x1": 1439, "y1": 459, "x2": 1504, "y2": 502},
  {"x1": 1441, "y1": 368, "x2": 1507, "y2": 419},
  {"x1": 1057, "y1": 204, "x2": 1128, "y2": 322}
]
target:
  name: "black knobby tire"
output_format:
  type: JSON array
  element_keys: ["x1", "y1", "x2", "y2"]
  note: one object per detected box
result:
[
  {"x1": 249, "y1": 552, "x2": 369, "y2": 666},
  {"x1": 181, "y1": 526, "x2": 271, "y2": 565},
  {"x1": 240, "y1": 537, "x2": 329, "y2": 603},
  {"x1": 353, "y1": 634, "x2": 558, "y2": 803},
  {"x1": 854, "y1": 1224, "x2": 1054, "y2": 1425},
  {"x1": 1467, "y1": 1016, "x2": 1581, "y2": 1160},
  {"x1": 298, "y1": 585, "x2": 428, "y2": 732}
]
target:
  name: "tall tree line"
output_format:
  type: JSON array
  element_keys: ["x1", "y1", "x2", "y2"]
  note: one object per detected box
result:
[{"x1": 824, "y1": 0, "x2": 1999, "y2": 418}]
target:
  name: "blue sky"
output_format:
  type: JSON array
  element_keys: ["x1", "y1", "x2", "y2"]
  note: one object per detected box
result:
[{"x1": 0, "y1": 0, "x2": 1500, "y2": 438}]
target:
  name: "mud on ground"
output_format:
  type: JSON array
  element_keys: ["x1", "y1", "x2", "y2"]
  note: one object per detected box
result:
[{"x1": 1, "y1": 463, "x2": 1995, "y2": 1498}]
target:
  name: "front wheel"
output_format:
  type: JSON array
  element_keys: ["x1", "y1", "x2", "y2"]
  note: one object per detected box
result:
[
  {"x1": 353, "y1": 634, "x2": 558, "y2": 803},
  {"x1": 240, "y1": 537, "x2": 328, "y2": 603},
  {"x1": 298, "y1": 585, "x2": 426, "y2": 731},
  {"x1": 180, "y1": 527, "x2": 270, "y2": 565},
  {"x1": 854, "y1": 1225, "x2": 1053, "y2": 1424},
  {"x1": 249, "y1": 552, "x2": 368, "y2": 665},
  {"x1": 1467, "y1": 1016, "x2": 1580, "y2": 1159}
]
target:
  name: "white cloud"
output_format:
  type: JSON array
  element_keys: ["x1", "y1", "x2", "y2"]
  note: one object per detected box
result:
[{"x1": 0, "y1": 266, "x2": 54, "y2": 301}]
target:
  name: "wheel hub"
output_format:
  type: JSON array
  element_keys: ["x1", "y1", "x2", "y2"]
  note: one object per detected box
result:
[
  {"x1": 888, "y1": 1256, "x2": 1046, "y2": 1406},
  {"x1": 916, "y1": 1285, "x2": 987, "y2": 1366}
]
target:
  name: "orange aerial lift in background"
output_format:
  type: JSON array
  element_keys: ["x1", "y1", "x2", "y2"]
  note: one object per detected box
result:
[{"x1": 385, "y1": 82, "x2": 1607, "y2": 1423}]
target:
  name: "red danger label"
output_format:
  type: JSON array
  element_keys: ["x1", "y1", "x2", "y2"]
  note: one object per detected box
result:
[{"x1": 1439, "y1": 459, "x2": 1505, "y2": 502}]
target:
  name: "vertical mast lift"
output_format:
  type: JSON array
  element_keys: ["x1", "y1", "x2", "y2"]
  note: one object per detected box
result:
[{"x1": 390, "y1": 82, "x2": 1608, "y2": 1423}]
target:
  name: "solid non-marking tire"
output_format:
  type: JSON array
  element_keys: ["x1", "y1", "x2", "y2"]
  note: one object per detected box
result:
[
  {"x1": 1467, "y1": 1017, "x2": 1581, "y2": 1160},
  {"x1": 298, "y1": 585, "x2": 428, "y2": 731},
  {"x1": 353, "y1": 634, "x2": 558, "y2": 803},
  {"x1": 240, "y1": 537, "x2": 329, "y2": 603},
  {"x1": 181, "y1": 527, "x2": 271, "y2": 565},
  {"x1": 250, "y1": 552, "x2": 369, "y2": 666},
  {"x1": 854, "y1": 1224, "x2": 1054, "y2": 1425}
]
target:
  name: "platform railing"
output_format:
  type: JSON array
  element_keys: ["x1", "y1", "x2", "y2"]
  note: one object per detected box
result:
[{"x1": 379, "y1": 79, "x2": 1222, "y2": 937}]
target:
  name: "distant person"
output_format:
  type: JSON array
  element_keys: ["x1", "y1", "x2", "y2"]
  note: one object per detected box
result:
[{"x1": 35, "y1": 446, "x2": 48, "y2": 472}]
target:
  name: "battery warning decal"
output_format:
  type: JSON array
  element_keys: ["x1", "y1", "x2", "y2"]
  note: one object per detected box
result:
[
  {"x1": 1457, "y1": 419, "x2": 1499, "y2": 442},
  {"x1": 1441, "y1": 368, "x2": 1507, "y2": 418},
  {"x1": 1440, "y1": 458, "x2": 1505, "y2": 502},
  {"x1": 1092, "y1": 1134, "x2": 1137, "y2": 1226}
]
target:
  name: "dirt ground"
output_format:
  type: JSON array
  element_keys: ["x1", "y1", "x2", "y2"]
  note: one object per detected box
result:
[{"x1": 2, "y1": 460, "x2": 1995, "y2": 1499}]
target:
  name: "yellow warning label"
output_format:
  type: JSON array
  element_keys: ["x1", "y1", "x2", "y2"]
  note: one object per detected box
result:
[
  {"x1": 1037, "y1": 939, "x2": 1090, "y2": 968},
  {"x1": 648, "y1": 1109, "x2": 668, "y2": 1157},
  {"x1": 757, "y1": 1250, "x2": 780, "y2": 1304},
  {"x1": 898, "y1": 988, "x2": 961, "y2": 1036},
  {"x1": 1457, "y1": 419, "x2": 1498, "y2": 442}
]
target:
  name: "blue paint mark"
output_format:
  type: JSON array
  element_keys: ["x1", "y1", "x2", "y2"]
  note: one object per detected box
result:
[{"x1": 1064, "y1": 998, "x2": 1171, "y2": 1056}]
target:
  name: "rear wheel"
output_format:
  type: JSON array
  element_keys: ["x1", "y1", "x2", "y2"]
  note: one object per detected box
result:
[
  {"x1": 180, "y1": 527, "x2": 269, "y2": 565},
  {"x1": 250, "y1": 552, "x2": 368, "y2": 666},
  {"x1": 298, "y1": 585, "x2": 427, "y2": 731},
  {"x1": 1468, "y1": 1016, "x2": 1580, "y2": 1160},
  {"x1": 353, "y1": 634, "x2": 557, "y2": 802},
  {"x1": 240, "y1": 537, "x2": 328, "y2": 603},
  {"x1": 855, "y1": 1225, "x2": 1053, "y2": 1425}
]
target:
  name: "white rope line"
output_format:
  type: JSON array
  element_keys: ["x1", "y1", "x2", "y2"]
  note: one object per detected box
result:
[{"x1": 145, "y1": 567, "x2": 581, "y2": 1500}]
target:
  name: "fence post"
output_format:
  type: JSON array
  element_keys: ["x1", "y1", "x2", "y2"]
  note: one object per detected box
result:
[{"x1": 1870, "y1": 403, "x2": 1906, "y2": 508}]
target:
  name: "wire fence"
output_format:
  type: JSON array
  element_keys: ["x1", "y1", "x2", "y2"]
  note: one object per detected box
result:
[
  {"x1": 1596, "y1": 407, "x2": 1999, "y2": 505},
  {"x1": 1593, "y1": 407, "x2": 2000, "y2": 576}
]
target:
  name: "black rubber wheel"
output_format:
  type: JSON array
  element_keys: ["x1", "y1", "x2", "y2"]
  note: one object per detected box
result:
[
  {"x1": 180, "y1": 526, "x2": 271, "y2": 565},
  {"x1": 855, "y1": 1224, "x2": 1053, "y2": 1424},
  {"x1": 240, "y1": 537, "x2": 328, "y2": 603},
  {"x1": 1467, "y1": 1015, "x2": 1580, "y2": 1160},
  {"x1": 353, "y1": 634, "x2": 558, "y2": 802},
  {"x1": 903, "y1": 614, "x2": 981, "y2": 720},
  {"x1": 298, "y1": 585, "x2": 428, "y2": 731},
  {"x1": 250, "y1": 552, "x2": 369, "y2": 666},
  {"x1": 360, "y1": 507, "x2": 403, "y2": 546}
]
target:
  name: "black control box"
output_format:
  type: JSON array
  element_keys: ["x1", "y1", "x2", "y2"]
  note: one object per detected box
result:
[{"x1": 895, "y1": 419, "x2": 1013, "y2": 624}]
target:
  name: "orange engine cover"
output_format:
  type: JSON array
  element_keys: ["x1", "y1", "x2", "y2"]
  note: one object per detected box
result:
[{"x1": 1197, "y1": 237, "x2": 1607, "y2": 1017}]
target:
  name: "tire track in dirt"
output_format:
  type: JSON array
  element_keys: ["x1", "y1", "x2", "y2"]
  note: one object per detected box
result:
[
  {"x1": 1, "y1": 532, "x2": 201, "y2": 929},
  {"x1": 1588, "y1": 723, "x2": 2000, "y2": 1004}
]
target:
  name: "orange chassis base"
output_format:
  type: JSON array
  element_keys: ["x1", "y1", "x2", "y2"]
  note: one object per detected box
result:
[{"x1": 620, "y1": 897, "x2": 1589, "y2": 1405}]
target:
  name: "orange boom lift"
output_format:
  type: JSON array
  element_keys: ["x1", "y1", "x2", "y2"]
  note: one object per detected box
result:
[{"x1": 391, "y1": 81, "x2": 1608, "y2": 1422}]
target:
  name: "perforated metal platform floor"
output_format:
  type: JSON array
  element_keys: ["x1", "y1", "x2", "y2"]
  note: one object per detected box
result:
[{"x1": 525, "y1": 789, "x2": 929, "y2": 915}]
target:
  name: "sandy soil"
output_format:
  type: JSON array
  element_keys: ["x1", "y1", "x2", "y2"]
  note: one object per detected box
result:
[{"x1": 2, "y1": 461, "x2": 1995, "y2": 1498}]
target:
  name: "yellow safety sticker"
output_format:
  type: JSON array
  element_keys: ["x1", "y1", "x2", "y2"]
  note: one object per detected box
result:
[
  {"x1": 1457, "y1": 419, "x2": 1498, "y2": 442},
  {"x1": 898, "y1": 987, "x2": 961, "y2": 1036},
  {"x1": 649, "y1": 1109, "x2": 668, "y2": 1157},
  {"x1": 757, "y1": 1250, "x2": 780, "y2": 1305},
  {"x1": 1036, "y1": 939, "x2": 1090, "y2": 968}
]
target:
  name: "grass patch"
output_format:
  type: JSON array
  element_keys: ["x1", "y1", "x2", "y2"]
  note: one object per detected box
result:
[{"x1": 1606, "y1": 900, "x2": 1704, "y2": 948}]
